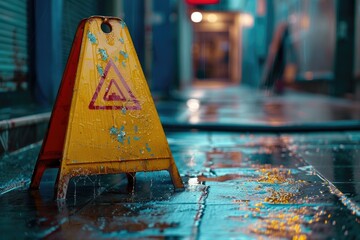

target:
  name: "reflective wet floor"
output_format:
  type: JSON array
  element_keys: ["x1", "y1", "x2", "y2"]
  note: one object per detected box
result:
[
  {"x1": 1, "y1": 131, "x2": 359, "y2": 239},
  {"x1": 157, "y1": 87, "x2": 360, "y2": 130}
]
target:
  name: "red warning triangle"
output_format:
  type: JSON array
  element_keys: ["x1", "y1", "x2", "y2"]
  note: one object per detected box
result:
[{"x1": 89, "y1": 59, "x2": 141, "y2": 110}]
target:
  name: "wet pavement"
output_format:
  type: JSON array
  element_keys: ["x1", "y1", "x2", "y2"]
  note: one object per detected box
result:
[
  {"x1": 157, "y1": 87, "x2": 360, "y2": 131},
  {"x1": 1, "y1": 86, "x2": 360, "y2": 238},
  {"x1": 1, "y1": 131, "x2": 360, "y2": 239}
]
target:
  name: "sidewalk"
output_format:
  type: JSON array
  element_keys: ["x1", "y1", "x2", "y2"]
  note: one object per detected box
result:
[
  {"x1": 0, "y1": 131, "x2": 359, "y2": 239},
  {"x1": 0, "y1": 86, "x2": 359, "y2": 239},
  {"x1": 158, "y1": 86, "x2": 360, "y2": 131}
]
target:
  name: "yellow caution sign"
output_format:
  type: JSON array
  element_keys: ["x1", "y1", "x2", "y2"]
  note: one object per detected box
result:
[{"x1": 31, "y1": 16, "x2": 183, "y2": 199}]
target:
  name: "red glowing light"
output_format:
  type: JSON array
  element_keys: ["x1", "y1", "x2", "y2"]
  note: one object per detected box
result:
[{"x1": 186, "y1": 0, "x2": 219, "y2": 5}]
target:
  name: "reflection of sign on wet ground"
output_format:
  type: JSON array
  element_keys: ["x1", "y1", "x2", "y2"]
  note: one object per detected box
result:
[{"x1": 89, "y1": 59, "x2": 141, "y2": 110}]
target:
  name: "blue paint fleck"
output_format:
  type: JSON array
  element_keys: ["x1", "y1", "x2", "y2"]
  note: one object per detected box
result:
[
  {"x1": 133, "y1": 136, "x2": 140, "y2": 141},
  {"x1": 122, "y1": 61, "x2": 126, "y2": 67},
  {"x1": 87, "y1": 31, "x2": 97, "y2": 44},
  {"x1": 145, "y1": 143, "x2": 151, "y2": 152},
  {"x1": 97, "y1": 65, "x2": 104, "y2": 76},
  {"x1": 111, "y1": 125, "x2": 126, "y2": 144},
  {"x1": 110, "y1": 126, "x2": 118, "y2": 135},
  {"x1": 120, "y1": 50, "x2": 129, "y2": 59},
  {"x1": 117, "y1": 134, "x2": 124, "y2": 144},
  {"x1": 118, "y1": 130, "x2": 126, "y2": 144},
  {"x1": 127, "y1": 136, "x2": 131, "y2": 144},
  {"x1": 114, "y1": 56, "x2": 118, "y2": 62},
  {"x1": 119, "y1": 37, "x2": 124, "y2": 44},
  {"x1": 98, "y1": 48, "x2": 108, "y2": 61},
  {"x1": 134, "y1": 126, "x2": 138, "y2": 133},
  {"x1": 121, "y1": 21, "x2": 126, "y2": 29},
  {"x1": 121, "y1": 106, "x2": 126, "y2": 115}
]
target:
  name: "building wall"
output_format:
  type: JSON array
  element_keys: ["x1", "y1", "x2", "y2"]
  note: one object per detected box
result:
[
  {"x1": 238, "y1": 1, "x2": 261, "y2": 87},
  {"x1": 355, "y1": 0, "x2": 360, "y2": 78},
  {"x1": 178, "y1": 1, "x2": 193, "y2": 89}
]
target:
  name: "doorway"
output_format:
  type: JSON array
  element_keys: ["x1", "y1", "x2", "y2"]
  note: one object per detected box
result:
[{"x1": 192, "y1": 12, "x2": 242, "y2": 85}]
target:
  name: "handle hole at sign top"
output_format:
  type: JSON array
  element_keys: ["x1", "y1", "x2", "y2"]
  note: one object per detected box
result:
[{"x1": 101, "y1": 22, "x2": 112, "y2": 34}]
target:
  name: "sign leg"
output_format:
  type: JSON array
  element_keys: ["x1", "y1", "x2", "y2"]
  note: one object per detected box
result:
[
  {"x1": 126, "y1": 172, "x2": 136, "y2": 185},
  {"x1": 168, "y1": 159, "x2": 184, "y2": 189},
  {"x1": 56, "y1": 172, "x2": 70, "y2": 200},
  {"x1": 30, "y1": 161, "x2": 47, "y2": 189}
]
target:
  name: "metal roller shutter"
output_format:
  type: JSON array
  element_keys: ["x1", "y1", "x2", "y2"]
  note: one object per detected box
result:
[
  {"x1": 0, "y1": 1, "x2": 29, "y2": 92},
  {"x1": 62, "y1": 0, "x2": 100, "y2": 68}
]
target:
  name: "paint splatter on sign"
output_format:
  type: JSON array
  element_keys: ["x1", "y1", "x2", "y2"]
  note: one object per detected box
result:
[
  {"x1": 87, "y1": 31, "x2": 97, "y2": 44},
  {"x1": 98, "y1": 48, "x2": 108, "y2": 61},
  {"x1": 120, "y1": 50, "x2": 129, "y2": 59},
  {"x1": 97, "y1": 65, "x2": 104, "y2": 76}
]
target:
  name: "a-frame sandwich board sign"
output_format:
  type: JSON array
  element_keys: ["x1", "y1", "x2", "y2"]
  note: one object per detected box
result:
[{"x1": 30, "y1": 16, "x2": 184, "y2": 199}]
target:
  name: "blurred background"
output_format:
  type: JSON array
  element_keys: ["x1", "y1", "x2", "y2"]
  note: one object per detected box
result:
[
  {"x1": 0, "y1": 0, "x2": 359, "y2": 108},
  {"x1": 2, "y1": 2, "x2": 360, "y2": 238}
]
